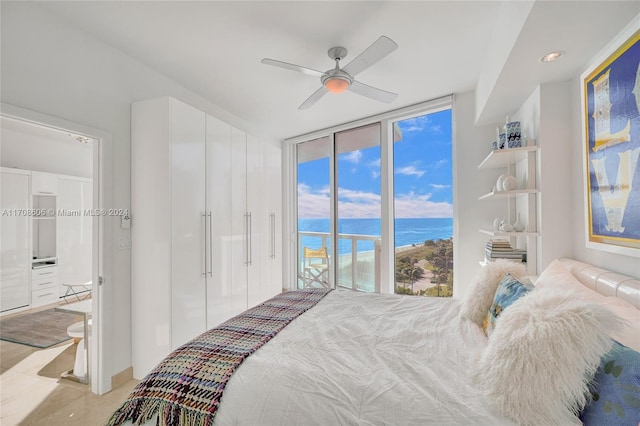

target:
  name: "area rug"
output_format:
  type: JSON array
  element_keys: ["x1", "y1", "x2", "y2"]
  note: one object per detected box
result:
[{"x1": 0, "y1": 309, "x2": 78, "y2": 348}]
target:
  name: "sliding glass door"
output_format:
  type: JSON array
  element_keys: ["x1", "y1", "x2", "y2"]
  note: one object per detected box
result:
[
  {"x1": 335, "y1": 124, "x2": 381, "y2": 292},
  {"x1": 292, "y1": 98, "x2": 453, "y2": 295},
  {"x1": 296, "y1": 124, "x2": 382, "y2": 292},
  {"x1": 296, "y1": 136, "x2": 332, "y2": 288}
]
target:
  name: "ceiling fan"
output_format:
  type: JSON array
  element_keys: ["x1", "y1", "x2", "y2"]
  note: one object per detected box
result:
[{"x1": 261, "y1": 36, "x2": 398, "y2": 110}]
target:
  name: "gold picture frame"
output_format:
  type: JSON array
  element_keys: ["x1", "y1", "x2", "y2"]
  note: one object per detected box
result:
[{"x1": 582, "y1": 27, "x2": 640, "y2": 256}]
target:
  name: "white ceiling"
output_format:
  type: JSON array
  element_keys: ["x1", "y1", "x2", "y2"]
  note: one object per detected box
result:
[{"x1": 38, "y1": 1, "x2": 639, "y2": 140}]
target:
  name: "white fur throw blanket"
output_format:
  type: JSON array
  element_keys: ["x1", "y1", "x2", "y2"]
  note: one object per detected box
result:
[{"x1": 473, "y1": 288, "x2": 622, "y2": 425}]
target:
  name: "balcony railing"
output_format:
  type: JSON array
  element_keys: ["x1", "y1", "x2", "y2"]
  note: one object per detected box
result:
[{"x1": 298, "y1": 231, "x2": 381, "y2": 293}]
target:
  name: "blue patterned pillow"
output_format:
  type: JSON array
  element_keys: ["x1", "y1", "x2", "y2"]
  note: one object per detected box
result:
[
  {"x1": 581, "y1": 342, "x2": 640, "y2": 426},
  {"x1": 483, "y1": 273, "x2": 532, "y2": 336}
]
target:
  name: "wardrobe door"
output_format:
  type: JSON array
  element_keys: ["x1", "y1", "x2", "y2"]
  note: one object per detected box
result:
[
  {"x1": 57, "y1": 176, "x2": 92, "y2": 297},
  {"x1": 0, "y1": 169, "x2": 31, "y2": 312},
  {"x1": 264, "y1": 140, "x2": 283, "y2": 298},
  {"x1": 170, "y1": 99, "x2": 207, "y2": 349},
  {"x1": 246, "y1": 134, "x2": 265, "y2": 308},
  {"x1": 205, "y1": 115, "x2": 234, "y2": 328},
  {"x1": 230, "y1": 127, "x2": 248, "y2": 316}
]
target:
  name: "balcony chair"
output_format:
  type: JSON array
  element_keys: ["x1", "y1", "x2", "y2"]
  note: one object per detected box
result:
[{"x1": 303, "y1": 247, "x2": 330, "y2": 288}]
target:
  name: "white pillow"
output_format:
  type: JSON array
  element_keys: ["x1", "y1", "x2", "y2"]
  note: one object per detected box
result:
[
  {"x1": 535, "y1": 260, "x2": 640, "y2": 352},
  {"x1": 459, "y1": 258, "x2": 527, "y2": 327},
  {"x1": 473, "y1": 288, "x2": 622, "y2": 426}
]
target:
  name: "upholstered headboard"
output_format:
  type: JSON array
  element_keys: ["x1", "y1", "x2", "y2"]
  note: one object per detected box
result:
[{"x1": 559, "y1": 258, "x2": 640, "y2": 310}]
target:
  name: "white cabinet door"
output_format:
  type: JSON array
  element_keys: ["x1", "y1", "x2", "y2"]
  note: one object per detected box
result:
[
  {"x1": 246, "y1": 134, "x2": 265, "y2": 308},
  {"x1": 205, "y1": 115, "x2": 234, "y2": 328},
  {"x1": 1, "y1": 169, "x2": 31, "y2": 312},
  {"x1": 264, "y1": 141, "x2": 283, "y2": 298},
  {"x1": 31, "y1": 171, "x2": 58, "y2": 195},
  {"x1": 230, "y1": 127, "x2": 248, "y2": 316},
  {"x1": 170, "y1": 99, "x2": 207, "y2": 350},
  {"x1": 57, "y1": 176, "x2": 92, "y2": 297}
]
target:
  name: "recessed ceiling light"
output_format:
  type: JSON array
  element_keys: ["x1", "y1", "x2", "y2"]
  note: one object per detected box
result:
[{"x1": 540, "y1": 51, "x2": 564, "y2": 63}]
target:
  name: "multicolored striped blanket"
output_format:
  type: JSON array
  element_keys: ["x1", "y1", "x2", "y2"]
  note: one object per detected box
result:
[{"x1": 106, "y1": 288, "x2": 332, "y2": 426}]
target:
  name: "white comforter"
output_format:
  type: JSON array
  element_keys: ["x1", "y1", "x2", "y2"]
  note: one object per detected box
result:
[{"x1": 211, "y1": 290, "x2": 513, "y2": 425}]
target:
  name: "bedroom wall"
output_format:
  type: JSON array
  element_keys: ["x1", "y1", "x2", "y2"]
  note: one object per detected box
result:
[
  {"x1": 510, "y1": 81, "x2": 574, "y2": 273},
  {"x1": 453, "y1": 92, "x2": 499, "y2": 297},
  {"x1": 456, "y1": 79, "x2": 576, "y2": 297},
  {"x1": 0, "y1": 2, "x2": 278, "y2": 381}
]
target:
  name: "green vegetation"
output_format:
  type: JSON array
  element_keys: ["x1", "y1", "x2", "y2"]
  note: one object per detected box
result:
[{"x1": 394, "y1": 238, "x2": 453, "y2": 298}]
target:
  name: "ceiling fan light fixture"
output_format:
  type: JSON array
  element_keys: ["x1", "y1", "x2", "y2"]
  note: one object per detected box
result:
[{"x1": 323, "y1": 76, "x2": 351, "y2": 94}]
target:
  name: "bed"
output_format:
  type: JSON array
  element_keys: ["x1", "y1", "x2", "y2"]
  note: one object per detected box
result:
[{"x1": 108, "y1": 258, "x2": 640, "y2": 426}]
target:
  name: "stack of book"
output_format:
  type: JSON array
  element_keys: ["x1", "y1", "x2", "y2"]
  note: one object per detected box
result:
[{"x1": 485, "y1": 239, "x2": 526, "y2": 262}]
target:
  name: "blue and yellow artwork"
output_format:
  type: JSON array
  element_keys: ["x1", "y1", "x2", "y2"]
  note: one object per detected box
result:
[{"x1": 585, "y1": 29, "x2": 640, "y2": 250}]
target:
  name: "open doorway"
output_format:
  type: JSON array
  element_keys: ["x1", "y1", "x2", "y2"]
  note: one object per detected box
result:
[{"x1": 0, "y1": 105, "x2": 106, "y2": 395}]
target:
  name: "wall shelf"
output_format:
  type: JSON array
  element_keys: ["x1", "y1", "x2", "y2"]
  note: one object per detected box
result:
[
  {"x1": 478, "y1": 189, "x2": 539, "y2": 200},
  {"x1": 477, "y1": 139, "x2": 539, "y2": 275},
  {"x1": 479, "y1": 228, "x2": 540, "y2": 237},
  {"x1": 478, "y1": 145, "x2": 539, "y2": 170}
]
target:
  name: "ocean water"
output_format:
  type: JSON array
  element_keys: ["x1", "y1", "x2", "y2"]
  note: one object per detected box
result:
[{"x1": 298, "y1": 218, "x2": 452, "y2": 255}]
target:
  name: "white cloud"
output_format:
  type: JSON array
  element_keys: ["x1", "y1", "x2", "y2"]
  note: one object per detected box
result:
[
  {"x1": 400, "y1": 115, "x2": 442, "y2": 134},
  {"x1": 297, "y1": 183, "x2": 330, "y2": 218},
  {"x1": 430, "y1": 159, "x2": 448, "y2": 169},
  {"x1": 402, "y1": 116, "x2": 429, "y2": 132},
  {"x1": 394, "y1": 192, "x2": 453, "y2": 218},
  {"x1": 368, "y1": 158, "x2": 380, "y2": 180},
  {"x1": 341, "y1": 150, "x2": 362, "y2": 164},
  {"x1": 299, "y1": 185, "x2": 451, "y2": 219},
  {"x1": 395, "y1": 165, "x2": 425, "y2": 177},
  {"x1": 430, "y1": 184, "x2": 450, "y2": 189},
  {"x1": 338, "y1": 188, "x2": 381, "y2": 203}
]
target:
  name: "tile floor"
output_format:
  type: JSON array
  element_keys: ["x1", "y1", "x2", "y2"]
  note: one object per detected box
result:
[{"x1": 1, "y1": 307, "x2": 138, "y2": 425}]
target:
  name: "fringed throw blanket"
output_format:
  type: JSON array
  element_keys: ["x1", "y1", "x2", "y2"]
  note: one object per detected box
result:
[{"x1": 107, "y1": 288, "x2": 332, "y2": 426}]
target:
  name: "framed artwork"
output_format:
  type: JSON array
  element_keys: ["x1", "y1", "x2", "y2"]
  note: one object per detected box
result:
[{"x1": 582, "y1": 27, "x2": 640, "y2": 256}]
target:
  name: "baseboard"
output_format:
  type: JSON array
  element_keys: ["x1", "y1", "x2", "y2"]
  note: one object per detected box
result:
[{"x1": 111, "y1": 366, "x2": 133, "y2": 389}]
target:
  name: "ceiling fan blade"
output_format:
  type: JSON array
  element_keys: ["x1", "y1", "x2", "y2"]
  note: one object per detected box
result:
[
  {"x1": 348, "y1": 80, "x2": 397, "y2": 103},
  {"x1": 342, "y1": 36, "x2": 398, "y2": 77},
  {"x1": 299, "y1": 86, "x2": 329, "y2": 110},
  {"x1": 261, "y1": 58, "x2": 325, "y2": 78}
]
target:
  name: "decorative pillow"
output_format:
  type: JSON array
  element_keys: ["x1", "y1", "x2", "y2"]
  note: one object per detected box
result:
[
  {"x1": 536, "y1": 260, "x2": 640, "y2": 352},
  {"x1": 459, "y1": 258, "x2": 527, "y2": 327},
  {"x1": 581, "y1": 342, "x2": 640, "y2": 426},
  {"x1": 473, "y1": 288, "x2": 623, "y2": 426},
  {"x1": 483, "y1": 273, "x2": 533, "y2": 337}
]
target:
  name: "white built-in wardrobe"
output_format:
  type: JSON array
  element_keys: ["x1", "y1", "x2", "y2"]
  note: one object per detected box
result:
[
  {"x1": 0, "y1": 168, "x2": 92, "y2": 312},
  {"x1": 131, "y1": 97, "x2": 282, "y2": 378}
]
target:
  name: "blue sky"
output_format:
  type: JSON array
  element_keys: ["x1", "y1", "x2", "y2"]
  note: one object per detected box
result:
[{"x1": 298, "y1": 109, "x2": 452, "y2": 219}]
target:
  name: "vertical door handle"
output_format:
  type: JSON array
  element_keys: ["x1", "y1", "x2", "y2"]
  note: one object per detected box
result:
[
  {"x1": 248, "y1": 212, "x2": 253, "y2": 266},
  {"x1": 244, "y1": 213, "x2": 249, "y2": 265},
  {"x1": 208, "y1": 211, "x2": 213, "y2": 277},
  {"x1": 270, "y1": 213, "x2": 276, "y2": 259},
  {"x1": 202, "y1": 212, "x2": 207, "y2": 277}
]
